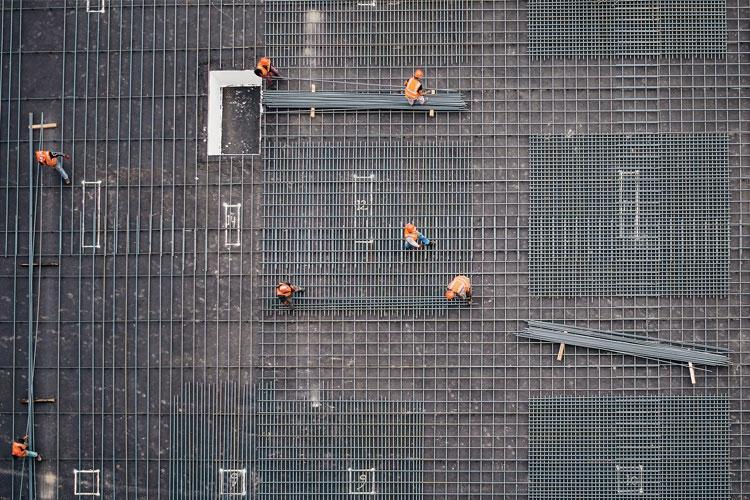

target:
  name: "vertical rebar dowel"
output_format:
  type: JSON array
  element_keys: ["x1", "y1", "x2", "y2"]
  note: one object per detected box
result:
[{"x1": 26, "y1": 112, "x2": 36, "y2": 500}]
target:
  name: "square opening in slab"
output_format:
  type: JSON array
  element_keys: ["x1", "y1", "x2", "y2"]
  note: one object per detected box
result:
[
  {"x1": 207, "y1": 71, "x2": 261, "y2": 156},
  {"x1": 219, "y1": 468, "x2": 246, "y2": 496},
  {"x1": 86, "y1": 0, "x2": 105, "y2": 13},
  {"x1": 74, "y1": 469, "x2": 100, "y2": 496}
]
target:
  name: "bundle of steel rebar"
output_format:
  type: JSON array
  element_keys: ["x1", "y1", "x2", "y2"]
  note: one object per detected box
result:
[
  {"x1": 516, "y1": 320, "x2": 730, "y2": 366},
  {"x1": 263, "y1": 91, "x2": 467, "y2": 111}
]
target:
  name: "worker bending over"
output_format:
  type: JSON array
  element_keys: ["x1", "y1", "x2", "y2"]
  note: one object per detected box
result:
[
  {"x1": 403, "y1": 223, "x2": 432, "y2": 250},
  {"x1": 255, "y1": 57, "x2": 281, "y2": 87},
  {"x1": 276, "y1": 281, "x2": 304, "y2": 306},
  {"x1": 445, "y1": 275, "x2": 472, "y2": 304},
  {"x1": 35, "y1": 150, "x2": 71, "y2": 185},
  {"x1": 404, "y1": 69, "x2": 428, "y2": 105},
  {"x1": 11, "y1": 435, "x2": 43, "y2": 462}
]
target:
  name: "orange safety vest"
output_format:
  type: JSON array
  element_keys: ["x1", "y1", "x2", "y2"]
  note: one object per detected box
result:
[
  {"x1": 404, "y1": 78, "x2": 422, "y2": 99},
  {"x1": 256, "y1": 57, "x2": 271, "y2": 77},
  {"x1": 35, "y1": 150, "x2": 57, "y2": 167},
  {"x1": 276, "y1": 283, "x2": 293, "y2": 298},
  {"x1": 11, "y1": 442, "x2": 27, "y2": 458},
  {"x1": 448, "y1": 275, "x2": 471, "y2": 298}
]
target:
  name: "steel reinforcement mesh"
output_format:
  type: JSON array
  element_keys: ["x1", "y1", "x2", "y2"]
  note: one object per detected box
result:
[
  {"x1": 528, "y1": 396, "x2": 730, "y2": 499},
  {"x1": 529, "y1": 134, "x2": 729, "y2": 297},
  {"x1": 254, "y1": 383, "x2": 424, "y2": 497},
  {"x1": 528, "y1": 0, "x2": 727, "y2": 56},
  {"x1": 261, "y1": 140, "x2": 473, "y2": 312}
]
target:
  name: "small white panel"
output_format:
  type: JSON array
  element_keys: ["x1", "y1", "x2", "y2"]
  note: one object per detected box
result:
[
  {"x1": 348, "y1": 467, "x2": 376, "y2": 495},
  {"x1": 207, "y1": 70, "x2": 262, "y2": 156},
  {"x1": 74, "y1": 469, "x2": 101, "y2": 496},
  {"x1": 86, "y1": 0, "x2": 105, "y2": 13},
  {"x1": 219, "y1": 468, "x2": 247, "y2": 496},
  {"x1": 224, "y1": 203, "x2": 242, "y2": 247},
  {"x1": 81, "y1": 181, "x2": 102, "y2": 249}
]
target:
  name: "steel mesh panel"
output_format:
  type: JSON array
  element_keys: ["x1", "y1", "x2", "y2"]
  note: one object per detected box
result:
[
  {"x1": 261, "y1": 140, "x2": 473, "y2": 311},
  {"x1": 528, "y1": 0, "x2": 726, "y2": 56},
  {"x1": 528, "y1": 396, "x2": 730, "y2": 499},
  {"x1": 529, "y1": 134, "x2": 728, "y2": 296},
  {"x1": 265, "y1": 0, "x2": 469, "y2": 68},
  {"x1": 254, "y1": 384, "x2": 424, "y2": 498},
  {"x1": 169, "y1": 383, "x2": 254, "y2": 499}
]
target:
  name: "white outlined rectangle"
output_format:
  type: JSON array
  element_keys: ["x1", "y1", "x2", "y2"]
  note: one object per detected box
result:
[
  {"x1": 86, "y1": 0, "x2": 105, "y2": 13},
  {"x1": 353, "y1": 174, "x2": 374, "y2": 246},
  {"x1": 74, "y1": 469, "x2": 101, "y2": 496},
  {"x1": 223, "y1": 203, "x2": 242, "y2": 247},
  {"x1": 618, "y1": 169, "x2": 640, "y2": 240},
  {"x1": 207, "y1": 70, "x2": 262, "y2": 156},
  {"x1": 81, "y1": 181, "x2": 102, "y2": 249},
  {"x1": 219, "y1": 468, "x2": 247, "y2": 496},
  {"x1": 348, "y1": 467, "x2": 376, "y2": 495}
]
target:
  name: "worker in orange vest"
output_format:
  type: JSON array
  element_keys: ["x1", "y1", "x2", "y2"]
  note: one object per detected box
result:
[
  {"x1": 255, "y1": 57, "x2": 281, "y2": 87},
  {"x1": 445, "y1": 275, "x2": 472, "y2": 304},
  {"x1": 276, "y1": 281, "x2": 304, "y2": 306},
  {"x1": 404, "y1": 69, "x2": 427, "y2": 105},
  {"x1": 11, "y1": 435, "x2": 42, "y2": 462},
  {"x1": 403, "y1": 223, "x2": 432, "y2": 250},
  {"x1": 35, "y1": 150, "x2": 71, "y2": 185}
]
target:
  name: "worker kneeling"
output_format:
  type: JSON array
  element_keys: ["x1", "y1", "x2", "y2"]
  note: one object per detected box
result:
[
  {"x1": 35, "y1": 150, "x2": 71, "y2": 185},
  {"x1": 255, "y1": 57, "x2": 281, "y2": 88},
  {"x1": 404, "y1": 69, "x2": 427, "y2": 105},
  {"x1": 403, "y1": 223, "x2": 432, "y2": 250},
  {"x1": 445, "y1": 275, "x2": 472, "y2": 304},
  {"x1": 276, "y1": 281, "x2": 304, "y2": 306}
]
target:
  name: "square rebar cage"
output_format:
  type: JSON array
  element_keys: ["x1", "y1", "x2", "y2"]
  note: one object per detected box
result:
[
  {"x1": 528, "y1": 396, "x2": 730, "y2": 499},
  {"x1": 529, "y1": 134, "x2": 729, "y2": 296},
  {"x1": 261, "y1": 140, "x2": 473, "y2": 312}
]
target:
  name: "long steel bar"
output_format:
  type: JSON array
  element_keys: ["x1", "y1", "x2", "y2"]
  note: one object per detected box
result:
[
  {"x1": 263, "y1": 91, "x2": 467, "y2": 111},
  {"x1": 26, "y1": 112, "x2": 36, "y2": 500}
]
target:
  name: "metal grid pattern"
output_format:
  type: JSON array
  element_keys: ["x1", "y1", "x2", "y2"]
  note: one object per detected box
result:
[
  {"x1": 0, "y1": 0, "x2": 748, "y2": 499},
  {"x1": 528, "y1": 396, "x2": 730, "y2": 499},
  {"x1": 265, "y1": 0, "x2": 469, "y2": 68},
  {"x1": 261, "y1": 140, "x2": 473, "y2": 311},
  {"x1": 170, "y1": 383, "x2": 253, "y2": 499},
  {"x1": 529, "y1": 134, "x2": 729, "y2": 296},
  {"x1": 255, "y1": 383, "x2": 424, "y2": 497},
  {"x1": 528, "y1": 0, "x2": 726, "y2": 56}
]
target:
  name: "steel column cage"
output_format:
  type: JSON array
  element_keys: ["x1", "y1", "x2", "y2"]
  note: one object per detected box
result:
[
  {"x1": 529, "y1": 134, "x2": 729, "y2": 297},
  {"x1": 528, "y1": 0, "x2": 727, "y2": 56},
  {"x1": 528, "y1": 396, "x2": 730, "y2": 499},
  {"x1": 261, "y1": 140, "x2": 473, "y2": 312}
]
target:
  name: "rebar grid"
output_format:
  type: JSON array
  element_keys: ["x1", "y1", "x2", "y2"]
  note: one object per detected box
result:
[
  {"x1": 0, "y1": 0, "x2": 747, "y2": 499},
  {"x1": 529, "y1": 134, "x2": 729, "y2": 296},
  {"x1": 528, "y1": 396, "x2": 730, "y2": 499}
]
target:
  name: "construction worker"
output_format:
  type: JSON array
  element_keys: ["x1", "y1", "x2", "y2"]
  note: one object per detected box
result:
[
  {"x1": 11, "y1": 435, "x2": 42, "y2": 462},
  {"x1": 276, "y1": 281, "x2": 304, "y2": 306},
  {"x1": 445, "y1": 275, "x2": 472, "y2": 304},
  {"x1": 403, "y1": 223, "x2": 432, "y2": 250},
  {"x1": 255, "y1": 57, "x2": 281, "y2": 87},
  {"x1": 404, "y1": 69, "x2": 427, "y2": 105},
  {"x1": 35, "y1": 150, "x2": 71, "y2": 185}
]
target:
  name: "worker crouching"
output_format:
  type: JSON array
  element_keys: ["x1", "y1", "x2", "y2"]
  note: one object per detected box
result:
[
  {"x1": 255, "y1": 57, "x2": 281, "y2": 88},
  {"x1": 404, "y1": 69, "x2": 427, "y2": 105},
  {"x1": 276, "y1": 281, "x2": 304, "y2": 306},
  {"x1": 403, "y1": 223, "x2": 432, "y2": 250},
  {"x1": 445, "y1": 275, "x2": 472, "y2": 304},
  {"x1": 35, "y1": 150, "x2": 71, "y2": 185},
  {"x1": 11, "y1": 435, "x2": 43, "y2": 462}
]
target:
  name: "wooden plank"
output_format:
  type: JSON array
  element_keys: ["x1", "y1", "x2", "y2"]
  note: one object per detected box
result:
[{"x1": 30, "y1": 122, "x2": 57, "y2": 130}]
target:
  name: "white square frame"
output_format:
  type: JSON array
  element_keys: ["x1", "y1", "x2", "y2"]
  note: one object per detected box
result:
[
  {"x1": 207, "y1": 70, "x2": 262, "y2": 156},
  {"x1": 348, "y1": 467, "x2": 376, "y2": 495},
  {"x1": 218, "y1": 468, "x2": 247, "y2": 496},
  {"x1": 74, "y1": 469, "x2": 101, "y2": 496},
  {"x1": 86, "y1": 0, "x2": 105, "y2": 13}
]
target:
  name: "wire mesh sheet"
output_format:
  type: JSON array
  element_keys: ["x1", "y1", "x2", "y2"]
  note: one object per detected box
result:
[
  {"x1": 170, "y1": 383, "x2": 254, "y2": 499},
  {"x1": 529, "y1": 134, "x2": 729, "y2": 296},
  {"x1": 528, "y1": 396, "x2": 730, "y2": 499},
  {"x1": 261, "y1": 140, "x2": 473, "y2": 311},
  {"x1": 254, "y1": 383, "x2": 424, "y2": 498},
  {"x1": 528, "y1": 0, "x2": 726, "y2": 56},
  {"x1": 264, "y1": 0, "x2": 469, "y2": 68}
]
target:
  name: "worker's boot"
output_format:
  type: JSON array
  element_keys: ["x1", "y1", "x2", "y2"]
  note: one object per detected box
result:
[{"x1": 36, "y1": 455, "x2": 43, "y2": 462}]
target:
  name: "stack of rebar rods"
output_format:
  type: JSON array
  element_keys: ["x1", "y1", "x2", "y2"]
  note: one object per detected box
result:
[
  {"x1": 263, "y1": 91, "x2": 467, "y2": 111},
  {"x1": 516, "y1": 320, "x2": 730, "y2": 366}
]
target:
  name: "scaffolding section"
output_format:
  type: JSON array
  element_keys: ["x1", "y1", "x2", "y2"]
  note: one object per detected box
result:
[
  {"x1": 528, "y1": 396, "x2": 730, "y2": 499},
  {"x1": 261, "y1": 140, "x2": 473, "y2": 312},
  {"x1": 529, "y1": 134, "x2": 729, "y2": 296}
]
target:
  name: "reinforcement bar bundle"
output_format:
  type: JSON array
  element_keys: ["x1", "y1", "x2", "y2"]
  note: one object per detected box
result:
[
  {"x1": 516, "y1": 320, "x2": 730, "y2": 366},
  {"x1": 263, "y1": 91, "x2": 467, "y2": 111}
]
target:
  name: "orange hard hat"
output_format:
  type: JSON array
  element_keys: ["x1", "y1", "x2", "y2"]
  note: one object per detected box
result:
[
  {"x1": 414, "y1": 69, "x2": 424, "y2": 79},
  {"x1": 444, "y1": 289, "x2": 456, "y2": 300},
  {"x1": 278, "y1": 283, "x2": 292, "y2": 294},
  {"x1": 404, "y1": 223, "x2": 416, "y2": 232},
  {"x1": 259, "y1": 56, "x2": 271, "y2": 66}
]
